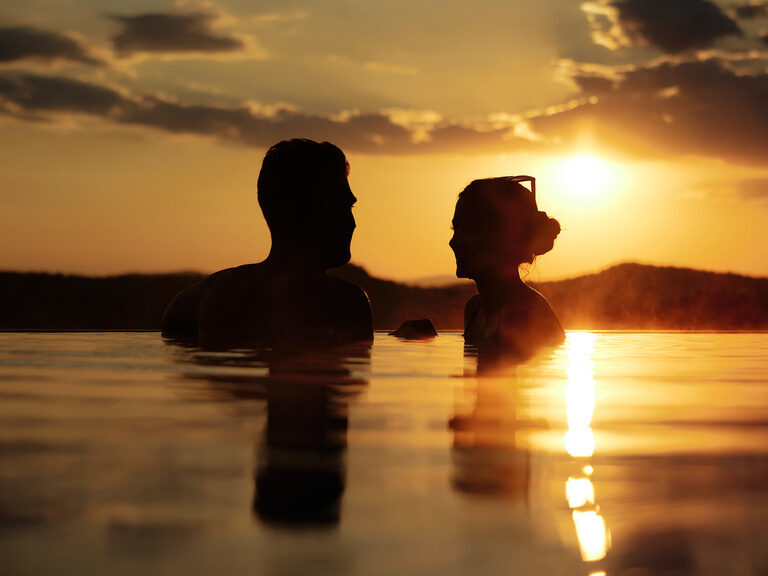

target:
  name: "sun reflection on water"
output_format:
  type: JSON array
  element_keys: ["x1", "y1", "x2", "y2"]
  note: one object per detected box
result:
[
  {"x1": 565, "y1": 332, "x2": 596, "y2": 458},
  {"x1": 566, "y1": 476, "x2": 595, "y2": 508},
  {"x1": 573, "y1": 510, "x2": 610, "y2": 562},
  {"x1": 564, "y1": 332, "x2": 610, "y2": 564}
]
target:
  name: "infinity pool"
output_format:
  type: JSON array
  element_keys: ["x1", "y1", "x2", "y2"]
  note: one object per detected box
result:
[{"x1": 1, "y1": 332, "x2": 767, "y2": 575}]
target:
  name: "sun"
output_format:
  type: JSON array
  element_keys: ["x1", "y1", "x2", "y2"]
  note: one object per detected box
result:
[{"x1": 555, "y1": 155, "x2": 613, "y2": 201}]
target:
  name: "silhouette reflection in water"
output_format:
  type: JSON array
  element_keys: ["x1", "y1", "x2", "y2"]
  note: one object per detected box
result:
[
  {"x1": 168, "y1": 341, "x2": 369, "y2": 527},
  {"x1": 449, "y1": 346, "x2": 536, "y2": 499},
  {"x1": 449, "y1": 176, "x2": 564, "y2": 359},
  {"x1": 162, "y1": 139, "x2": 373, "y2": 349},
  {"x1": 255, "y1": 353, "x2": 367, "y2": 525}
]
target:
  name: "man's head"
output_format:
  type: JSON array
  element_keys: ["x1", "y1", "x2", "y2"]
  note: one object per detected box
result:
[{"x1": 258, "y1": 139, "x2": 356, "y2": 269}]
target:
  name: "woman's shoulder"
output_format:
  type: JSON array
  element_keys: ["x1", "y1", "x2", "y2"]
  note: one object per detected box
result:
[
  {"x1": 463, "y1": 293, "x2": 483, "y2": 330},
  {"x1": 464, "y1": 293, "x2": 482, "y2": 315},
  {"x1": 499, "y1": 286, "x2": 565, "y2": 352},
  {"x1": 518, "y1": 285, "x2": 557, "y2": 314}
]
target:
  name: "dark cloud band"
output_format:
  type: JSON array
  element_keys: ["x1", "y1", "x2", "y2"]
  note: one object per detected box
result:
[
  {"x1": 0, "y1": 72, "x2": 529, "y2": 155},
  {"x1": 585, "y1": 0, "x2": 741, "y2": 53},
  {"x1": 734, "y1": 2, "x2": 768, "y2": 19},
  {"x1": 0, "y1": 26, "x2": 101, "y2": 66},
  {"x1": 3, "y1": 54, "x2": 768, "y2": 167},
  {"x1": 533, "y1": 57, "x2": 768, "y2": 165},
  {"x1": 110, "y1": 12, "x2": 244, "y2": 56}
]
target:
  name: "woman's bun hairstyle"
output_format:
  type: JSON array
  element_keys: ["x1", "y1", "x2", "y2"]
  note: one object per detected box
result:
[{"x1": 528, "y1": 211, "x2": 561, "y2": 259}]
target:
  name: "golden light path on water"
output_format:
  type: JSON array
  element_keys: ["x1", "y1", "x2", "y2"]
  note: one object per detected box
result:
[{"x1": 564, "y1": 332, "x2": 611, "y2": 565}]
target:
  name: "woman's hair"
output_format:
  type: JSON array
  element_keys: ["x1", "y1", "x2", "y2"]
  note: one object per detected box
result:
[{"x1": 459, "y1": 176, "x2": 561, "y2": 264}]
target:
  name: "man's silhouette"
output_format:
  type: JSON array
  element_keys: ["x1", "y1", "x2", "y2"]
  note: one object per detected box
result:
[{"x1": 162, "y1": 139, "x2": 373, "y2": 348}]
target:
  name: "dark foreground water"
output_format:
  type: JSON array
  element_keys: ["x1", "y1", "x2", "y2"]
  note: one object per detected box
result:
[{"x1": 1, "y1": 331, "x2": 767, "y2": 575}]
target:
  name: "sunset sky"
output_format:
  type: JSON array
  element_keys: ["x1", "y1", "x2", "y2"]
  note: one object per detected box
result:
[{"x1": 2, "y1": 0, "x2": 768, "y2": 281}]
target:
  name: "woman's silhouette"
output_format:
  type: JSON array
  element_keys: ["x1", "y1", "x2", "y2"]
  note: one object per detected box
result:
[{"x1": 449, "y1": 176, "x2": 564, "y2": 358}]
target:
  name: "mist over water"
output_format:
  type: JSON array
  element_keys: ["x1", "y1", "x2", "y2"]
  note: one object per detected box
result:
[{"x1": 1, "y1": 331, "x2": 767, "y2": 574}]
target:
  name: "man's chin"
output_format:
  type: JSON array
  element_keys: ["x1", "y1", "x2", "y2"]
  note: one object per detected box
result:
[{"x1": 327, "y1": 251, "x2": 351, "y2": 270}]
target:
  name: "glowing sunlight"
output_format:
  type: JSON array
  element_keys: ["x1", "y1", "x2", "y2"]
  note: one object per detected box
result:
[{"x1": 555, "y1": 155, "x2": 613, "y2": 203}]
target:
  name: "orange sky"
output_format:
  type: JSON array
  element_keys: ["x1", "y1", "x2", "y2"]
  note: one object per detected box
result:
[{"x1": 1, "y1": 0, "x2": 768, "y2": 281}]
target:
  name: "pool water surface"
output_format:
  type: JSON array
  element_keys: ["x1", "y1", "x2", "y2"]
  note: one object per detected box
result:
[{"x1": 1, "y1": 331, "x2": 767, "y2": 575}]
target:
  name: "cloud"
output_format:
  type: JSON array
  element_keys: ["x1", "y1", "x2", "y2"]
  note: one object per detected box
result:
[
  {"x1": 530, "y1": 57, "x2": 768, "y2": 165},
  {"x1": 581, "y1": 0, "x2": 742, "y2": 53},
  {"x1": 0, "y1": 74, "x2": 125, "y2": 119},
  {"x1": 362, "y1": 61, "x2": 418, "y2": 76},
  {"x1": 2, "y1": 55, "x2": 767, "y2": 166},
  {"x1": 323, "y1": 54, "x2": 419, "y2": 77},
  {"x1": 0, "y1": 72, "x2": 539, "y2": 155},
  {"x1": 0, "y1": 26, "x2": 102, "y2": 66},
  {"x1": 696, "y1": 176, "x2": 768, "y2": 202},
  {"x1": 687, "y1": 172, "x2": 768, "y2": 205},
  {"x1": 735, "y1": 177, "x2": 768, "y2": 201},
  {"x1": 733, "y1": 2, "x2": 768, "y2": 19},
  {"x1": 110, "y1": 12, "x2": 245, "y2": 56},
  {"x1": 246, "y1": 10, "x2": 310, "y2": 26}
]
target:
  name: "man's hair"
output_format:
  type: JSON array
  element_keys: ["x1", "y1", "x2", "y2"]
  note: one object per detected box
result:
[{"x1": 257, "y1": 139, "x2": 349, "y2": 234}]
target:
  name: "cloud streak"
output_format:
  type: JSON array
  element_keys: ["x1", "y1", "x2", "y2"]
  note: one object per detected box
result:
[
  {"x1": 110, "y1": 12, "x2": 245, "y2": 56},
  {"x1": 0, "y1": 26, "x2": 102, "y2": 66}
]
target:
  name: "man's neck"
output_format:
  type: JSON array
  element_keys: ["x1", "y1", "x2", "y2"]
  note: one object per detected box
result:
[{"x1": 265, "y1": 242, "x2": 328, "y2": 277}]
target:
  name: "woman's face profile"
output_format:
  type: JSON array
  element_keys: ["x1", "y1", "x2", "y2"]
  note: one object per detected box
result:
[
  {"x1": 449, "y1": 191, "x2": 526, "y2": 280},
  {"x1": 450, "y1": 194, "x2": 495, "y2": 279}
]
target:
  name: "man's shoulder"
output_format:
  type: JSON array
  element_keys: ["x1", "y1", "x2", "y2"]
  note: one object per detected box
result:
[
  {"x1": 208, "y1": 263, "x2": 261, "y2": 281},
  {"x1": 315, "y1": 275, "x2": 372, "y2": 320},
  {"x1": 161, "y1": 276, "x2": 210, "y2": 335},
  {"x1": 204, "y1": 264, "x2": 267, "y2": 294},
  {"x1": 322, "y1": 274, "x2": 369, "y2": 297}
]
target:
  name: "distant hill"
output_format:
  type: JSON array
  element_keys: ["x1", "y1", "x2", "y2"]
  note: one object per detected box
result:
[
  {"x1": 0, "y1": 263, "x2": 766, "y2": 330},
  {"x1": 0, "y1": 271, "x2": 204, "y2": 330},
  {"x1": 535, "y1": 263, "x2": 768, "y2": 330}
]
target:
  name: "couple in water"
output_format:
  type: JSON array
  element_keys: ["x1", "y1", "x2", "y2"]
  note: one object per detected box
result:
[{"x1": 162, "y1": 138, "x2": 564, "y2": 358}]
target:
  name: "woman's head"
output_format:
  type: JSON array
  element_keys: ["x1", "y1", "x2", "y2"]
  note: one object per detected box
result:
[{"x1": 449, "y1": 176, "x2": 561, "y2": 280}]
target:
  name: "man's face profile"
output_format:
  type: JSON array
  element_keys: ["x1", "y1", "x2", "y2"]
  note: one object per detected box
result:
[{"x1": 319, "y1": 172, "x2": 356, "y2": 269}]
